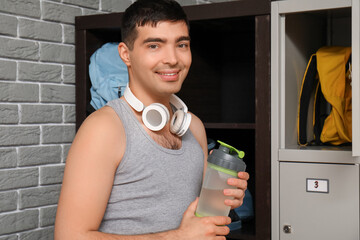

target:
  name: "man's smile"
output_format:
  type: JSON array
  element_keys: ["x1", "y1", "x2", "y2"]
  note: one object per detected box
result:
[{"x1": 156, "y1": 69, "x2": 181, "y2": 81}]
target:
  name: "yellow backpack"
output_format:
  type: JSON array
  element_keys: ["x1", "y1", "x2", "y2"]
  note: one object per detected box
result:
[{"x1": 297, "y1": 46, "x2": 352, "y2": 146}]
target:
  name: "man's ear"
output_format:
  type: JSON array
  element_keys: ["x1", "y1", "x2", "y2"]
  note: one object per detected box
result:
[{"x1": 118, "y1": 42, "x2": 131, "y2": 66}]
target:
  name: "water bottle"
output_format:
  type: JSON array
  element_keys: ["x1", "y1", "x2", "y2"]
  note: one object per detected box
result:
[{"x1": 195, "y1": 140, "x2": 246, "y2": 217}]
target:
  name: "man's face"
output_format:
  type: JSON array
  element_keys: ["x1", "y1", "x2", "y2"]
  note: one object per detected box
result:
[{"x1": 125, "y1": 21, "x2": 192, "y2": 99}]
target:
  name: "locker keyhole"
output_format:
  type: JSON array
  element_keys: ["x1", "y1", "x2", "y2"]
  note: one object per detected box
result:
[{"x1": 283, "y1": 225, "x2": 292, "y2": 234}]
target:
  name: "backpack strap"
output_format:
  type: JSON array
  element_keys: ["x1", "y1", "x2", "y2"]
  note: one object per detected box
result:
[
  {"x1": 313, "y1": 82, "x2": 328, "y2": 145},
  {"x1": 297, "y1": 54, "x2": 318, "y2": 146}
]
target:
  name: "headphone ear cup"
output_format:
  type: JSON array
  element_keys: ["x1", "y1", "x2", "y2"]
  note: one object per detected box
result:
[
  {"x1": 142, "y1": 103, "x2": 170, "y2": 131},
  {"x1": 170, "y1": 110, "x2": 191, "y2": 136},
  {"x1": 170, "y1": 110, "x2": 185, "y2": 135}
]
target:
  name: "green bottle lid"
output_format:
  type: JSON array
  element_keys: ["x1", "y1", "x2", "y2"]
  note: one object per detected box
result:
[
  {"x1": 218, "y1": 140, "x2": 245, "y2": 159},
  {"x1": 207, "y1": 140, "x2": 246, "y2": 174}
]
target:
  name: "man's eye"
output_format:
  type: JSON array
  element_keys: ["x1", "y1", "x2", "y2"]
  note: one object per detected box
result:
[
  {"x1": 178, "y1": 43, "x2": 189, "y2": 48},
  {"x1": 148, "y1": 44, "x2": 158, "y2": 49}
]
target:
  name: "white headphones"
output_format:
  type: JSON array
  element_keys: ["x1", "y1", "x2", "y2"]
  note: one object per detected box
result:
[{"x1": 123, "y1": 84, "x2": 191, "y2": 136}]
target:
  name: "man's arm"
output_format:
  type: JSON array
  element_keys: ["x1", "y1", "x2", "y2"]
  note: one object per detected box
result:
[
  {"x1": 54, "y1": 106, "x2": 126, "y2": 239},
  {"x1": 75, "y1": 198, "x2": 231, "y2": 240},
  {"x1": 188, "y1": 113, "x2": 209, "y2": 178},
  {"x1": 55, "y1": 107, "x2": 231, "y2": 240}
]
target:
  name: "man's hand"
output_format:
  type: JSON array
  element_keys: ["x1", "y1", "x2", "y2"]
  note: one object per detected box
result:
[
  {"x1": 224, "y1": 172, "x2": 250, "y2": 209},
  {"x1": 175, "y1": 198, "x2": 231, "y2": 240}
]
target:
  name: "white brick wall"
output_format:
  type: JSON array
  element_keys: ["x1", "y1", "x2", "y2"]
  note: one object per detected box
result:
[{"x1": 0, "y1": 0, "x2": 234, "y2": 239}]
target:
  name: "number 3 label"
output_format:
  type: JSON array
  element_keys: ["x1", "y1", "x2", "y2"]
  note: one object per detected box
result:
[{"x1": 306, "y1": 178, "x2": 329, "y2": 193}]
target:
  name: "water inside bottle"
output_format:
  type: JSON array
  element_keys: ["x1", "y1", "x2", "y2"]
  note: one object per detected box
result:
[{"x1": 196, "y1": 188, "x2": 233, "y2": 217}]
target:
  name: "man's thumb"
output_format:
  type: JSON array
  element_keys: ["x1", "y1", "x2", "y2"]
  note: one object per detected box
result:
[{"x1": 185, "y1": 197, "x2": 199, "y2": 216}]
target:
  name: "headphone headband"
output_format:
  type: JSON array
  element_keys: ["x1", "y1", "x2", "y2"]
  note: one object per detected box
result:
[
  {"x1": 123, "y1": 86, "x2": 144, "y2": 112},
  {"x1": 170, "y1": 94, "x2": 188, "y2": 113}
]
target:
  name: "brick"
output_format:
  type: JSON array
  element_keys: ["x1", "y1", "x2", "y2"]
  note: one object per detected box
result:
[
  {"x1": 82, "y1": 8, "x2": 101, "y2": 15},
  {"x1": 0, "y1": 14, "x2": 17, "y2": 37},
  {"x1": 42, "y1": 125, "x2": 75, "y2": 144},
  {"x1": 0, "y1": 210, "x2": 38, "y2": 235},
  {"x1": 40, "y1": 43, "x2": 75, "y2": 64},
  {"x1": 62, "y1": 144, "x2": 71, "y2": 162},
  {"x1": 40, "y1": 206, "x2": 57, "y2": 227},
  {"x1": 64, "y1": 105, "x2": 75, "y2": 123},
  {"x1": 42, "y1": 1, "x2": 82, "y2": 24},
  {"x1": 63, "y1": 24, "x2": 75, "y2": 44},
  {"x1": 19, "y1": 227, "x2": 54, "y2": 240},
  {"x1": 20, "y1": 104, "x2": 62, "y2": 123},
  {"x1": 0, "y1": 148, "x2": 17, "y2": 169},
  {"x1": 0, "y1": 168, "x2": 38, "y2": 191},
  {"x1": 0, "y1": 104, "x2": 18, "y2": 124},
  {"x1": 63, "y1": 0, "x2": 99, "y2": 9},
  {"x1": 177, "y1": 0, "x2": 198, "y2": 5},
  {"x1": 101, "y1": 0, "x2": 132, "y2": 12},
  {"x1": 0, "y1": 0, "x2": 40, "y2": 18},
  {"x1": 0, "y1": 191, "x2": 18, "y2": 212},
  {"x1": 40, "y1": 165, "x2": 65, "y2": 185},
  {"x1": 0, "y1": 235, "x2": 18, "y2": 240},
  {"x1": 19, "y1": 19, "x2": 62, "y2": 42},
  {"x1": 0, "y1": 126, "x2": 40, "y2": 146},
  {"x1": 63, "y1": 65, "x2": 75, "y2": 84},
  {"x1": 0, "y1": 60, "x2": 16, "y2": 80},
  {"x1": 0, "y1": 82, "x2": 39, "y2": 102},
  {"x1": 19, "y1": 62, "x2": 62, "y2": 83},
  {"x1": 18, "y1": 145, "x2": 62, "y2": 166},
  {"x1": 208, "y1": 0, "x2": 233, "y2": 2},
  {"x1": 0, "y1": 37, "x2": 39, "y2": 61},
  {"x1": 20, "y1": 185, "x2": 61, "y2": 209},
  {"x1": 41, "y1": 84, "x2": 75, "y2": 103}
]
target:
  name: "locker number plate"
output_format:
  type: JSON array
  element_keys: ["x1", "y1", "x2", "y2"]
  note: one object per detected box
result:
[{"x1": 306, "y1": 178, "x2": 329, "y2": 193}]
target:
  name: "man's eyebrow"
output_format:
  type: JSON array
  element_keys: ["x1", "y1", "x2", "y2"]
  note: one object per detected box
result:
[
  {"x1": 142, "y1": 36, "x2": 191, "y2": 44},
  {"x1": 142, "y1": 38, "x2": 165, "y2": 44},
  {"x1": 176, "y1": 36, "x2": 191, "y2": 42}
]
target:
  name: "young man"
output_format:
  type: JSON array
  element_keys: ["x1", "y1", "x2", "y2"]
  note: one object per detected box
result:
[{"x1": 55, "y1": 0, "x2": 249, "y2": 239}]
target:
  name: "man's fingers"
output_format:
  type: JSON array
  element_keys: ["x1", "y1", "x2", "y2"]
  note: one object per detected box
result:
[
  {"x1": 238, "y1": 171, "x2": 250, "y2": 180},
  {"x1": 224, "y1": 198, "x2": 243, "y2": 209},
  {"x1": 224, "y1": 188, "x2": 245, "y2": 199},
  {"x1": 184, "y1": 197, "x2": 199, "y2": 217},
  {"x1": 214, "y1": 226, "x2": 230, "y2": 236},
  {"x1": 227, "y1": 178, "x2": 248, "y2": 189},
  {"x1": 203, "y1": 216, "x2": 231, "y2": 226}
]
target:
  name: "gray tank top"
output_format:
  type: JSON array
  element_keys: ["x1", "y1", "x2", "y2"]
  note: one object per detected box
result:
[{"x1": 99, "y1": 98, "x2": 204, "y2": 235}]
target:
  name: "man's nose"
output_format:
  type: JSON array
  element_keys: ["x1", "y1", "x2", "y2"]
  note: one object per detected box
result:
[{"x1": 162, "y1": 46, "x2": 178, "y2": 66}]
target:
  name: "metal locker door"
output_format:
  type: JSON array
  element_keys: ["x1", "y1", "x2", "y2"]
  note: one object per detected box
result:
[{"x1": 279, "y1": 162, "x2": 359, "y2": 240}]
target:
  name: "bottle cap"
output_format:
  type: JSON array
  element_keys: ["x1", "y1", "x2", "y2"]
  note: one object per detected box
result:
[{"x1": 207, "y1": 140, "x2": 246, "y2": 173}]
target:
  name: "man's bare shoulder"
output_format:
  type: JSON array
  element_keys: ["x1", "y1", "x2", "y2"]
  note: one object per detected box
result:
[
  {"x1": 189, "y1": 112, "x2": 205, "y2": 134},
  {"x1": 71, "y1": 105, "x2": 126, "y2": 166},
  {"x1": 189, "y1": 112, "x2": 207, "y2": 154},
  {"x1": 79, "y1": 106, "x2": 122, "y2": 135}
]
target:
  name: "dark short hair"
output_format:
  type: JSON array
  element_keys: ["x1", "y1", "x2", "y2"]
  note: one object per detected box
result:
[{"x1": 121, "y1": 0, "x2": 189, "y2": 50}]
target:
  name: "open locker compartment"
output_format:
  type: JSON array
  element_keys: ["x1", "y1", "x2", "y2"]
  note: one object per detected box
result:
[
  {"x1": 283, "y1": 7, "x2": 351, "y2": 150},
  {"x1": 270, "y1": 0, "x2": 360, "y2": 163}
]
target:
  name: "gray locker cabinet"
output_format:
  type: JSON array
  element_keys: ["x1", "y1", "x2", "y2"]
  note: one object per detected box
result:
[
  {"x1": 279, "y1": 162, "x2": 359, "y2": 240},
  {"x1": 271, "y1": 0, "x2": 360, "y2": 239}
]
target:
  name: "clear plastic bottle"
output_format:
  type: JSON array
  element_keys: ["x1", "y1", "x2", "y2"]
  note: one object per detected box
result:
[{"x1": 195, "y1": 140, "x2": 246, "y2": 217}]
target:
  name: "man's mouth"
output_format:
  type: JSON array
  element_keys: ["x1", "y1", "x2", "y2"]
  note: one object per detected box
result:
[
  {"x1": 157, "y1": 71, "x2": 179, "y2": 76},
  {"x1": 156, "y1": 70, "x2": 180, "y2": 81}
]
